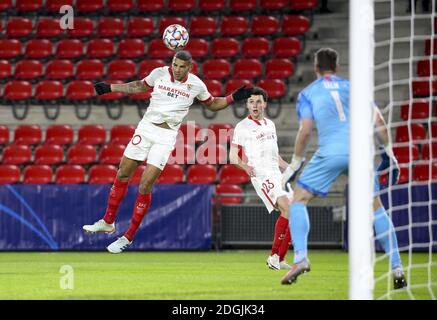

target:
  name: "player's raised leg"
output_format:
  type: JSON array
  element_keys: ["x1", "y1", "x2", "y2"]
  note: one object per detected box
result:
[{"x1": 83, "y1": 156, "x2": 140, "y2": 234}]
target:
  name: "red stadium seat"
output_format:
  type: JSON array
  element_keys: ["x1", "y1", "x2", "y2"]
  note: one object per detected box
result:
[
  {"x1": 6, "y1": 18, "x2": 33, "y2": 38},
  {"x1": 87, "y1": 39, "x2": 114, "y2": 59},
  {"x1": 127, "y1": 17, "x2": 154, "y2": 38},
  {"x1": 147, "y1": 39, "x2": 173, "y2": 59},
  {"x1": 234, "y1": 59, "x2": 262, "y2": 79},
  {"x1": 251, "y1": 16, "x2": 279, "y2": 36},
  {"x1": 76, "y1": 0, "x2": 103, "y2": 13},
  {"x1": 78, "y1": 125, "x2": 106, "y2": 145},
  {"x1": 16, "y1": 0, "x2": 43, "y2": 11},
  {"x1": 260, "y1": 0, "x2": 289, "y2": 10},
  {"x1": 0, "y1": 40, "x2": 22, "y2": 59},
  {"x1": 202, "y1": 59, "x2": 231, "y2": 80},
  {"x1": 413, "y1": 163, "x2": 437, "y2": 182},
  {"x1": 195, "y1": 143, "x2": 228, "y2": 165},
  {"x1": 168, "y1": 0, "x2": 196, "y2": 11},
  {"x1": 45, "y1": 125, "x2": 74, "y2": 146},
  {"x1": 186, "y1": 164, "x2": 217, "y2": 184},
  {"x1": 99, "y1": 144, "x2": 125, "y2": 165},
  {"x1": 106, "y1": 0, "x2": 134, "y2": 12},
  {"x1": 118, "y1": 39, "x2": 145, "y2": 59},
  {"x1": 190, "y1": 17, "x2": 217, "y2": 37},
  {"x1": 422, "y1": 142, "x2": 437, "y2": 160},
  {"x1": 46, "y1": 0, "x2": 73, "y2": 13},
  {"x1": 96, "y1": 80, "x2": 125, "y2": 102},
  {"x1": 138, "y1": 59, "x2": 166, "y2": 79},
  {"x1": 56, "y1": 39, "x2": 84, "y2": 59},
  {"x1": 110, "y1": 125, "x2": 135, "y2": 145},
  {"x1": 107, "y1": 59, "x2": 136, "y2": 80},
  {"x1": 208, "y1": 123, "x2": 234, "y2": 144},
  {"x1": 35, "y1": 80, "x2": 64, "y2": 100},
  {"x1": 220, "y1": 16, "x2": 248, "y2": 36},
  {"x1": 257, "y1": 79, "x2": 287, "y2": 99},
  {"x1": 0, "y1": 0, "x2": 12, "y2": 12},
  {"x1": 55, "y1": 165, "x2": 85, "y2": 184},
  {"x1": 66, "y1": 80, "x2": 95, "y2": 101},
  {"x1": 88, "y1": 164, "x2": 117, "y2": 184},
  {"x1": 36, "y1": 18, "x2": 63, "y2": 38},
  {"x1": 229, "y1": 0, "x2": 257, "y2": 11},
  {"x1": 430, "y1": 122, "x2": 437, "y2": 138},
  {"x1": 215, "y1": 184, "x2": 243, "y2": 204},
  {"x1": 2, "y1": 145, "x2": 32, "y2": 165},
  {"x1": 199, "y1": 0, "x2": 225, "y2": 11},
  {"x1": 25, "y1": 40, "x2": 53, "y2": 59},
  {"x1": 3, "y1": 81, "x2": 32, "y2": 100},
  {"x1": 395, "y1": 124, "x2": 427, "y2": 143},
  {"x1": 203, "y1": 80, "x2": 223, "y2": 97},
  {"x1": 67, "y1": 18, "x2": 94, "y2": 38},
  {"x1": 129, "y1": 165, "x2": 145, "y2": 184},
  {"x1": 0, "y1": 60, "x2": 12, "y2": 80},
  {"x1": 67, "y1": 144, "x2": 97, "y2": 165},
  {"x1": 417, "y1": 59, "x2": 437, "y2": 77},
  {"x1": 129, "y1": 91, "x2": 152, "y2": 102},
  {"x1": 178, "y1": 122, "x2": 203, "y2": 145},
  {"x1": 265, "y1": 59, "x2": 294, "y2": 79},
  {"x1": 379, "y1": 166, "x2": 410, "y2": 185},
  {"x1": 23, "y1": 165, "x2": 52, "y2": 184},
  {"x1": 0, "y1": 165, "x2": 20, "y2": 184},
  {"x1": 14, "y1": 125, "x2": 42, "y2": 145},
  {"x1": 211, "y1": 38, "x2": 240, "y2": 59},
  {"x1": 137, "y1": 0, "x2": 164, "y2": 12},
  {"x1": 425, "y1": 37, "x2": 437, "y2": 55},
  {"x1": 168, "y1": 143, "x2": 195, "y2": 165},
  {"x1": 219, "y1": 164, "x2": 250, "y2": 184},
  {"x1": 290, "y1": 0, "x2": 318, "y2": 10},
  {"x1": 186, "y1": 39, "x2": 209, "y2": 59},
  {"x1": 97, "y1": 18, "x2": 124, "y2": 38},
  {"x1": 76, "y1": 59, "x2": 105, "y2": 80},
  {"x1": 46, "y1": 60, "x2": 74, "y2": 81},
  {"x1": 281, "y1": 15, "x2": 310, "y2": 35},
  {"x1": 14, "y1": 60, "x2": 43, "y2": 80},
  {"x1": 392, "y1": 145, "x2": 419, "y2": 163},
  {"x1": 157, "y1": 164, "x2": 184, "y2": 184},
  {"x1": 241, "y1": 37, "x2": 270, "y2": 58},
  {"x1": 0, "y1": 125, "x2": 9, "y2": 145},
  {"x1": 158, "y1": 17, "x2": 187, "y2": 34},
  {"x1": 412, "y1": 80, "x2": 437, "y2": 97},
  {"x1": 225, "y1": 79, "x2": 252, "y2": 95},
  {"x1": 400, "y1": 100, "x2": 433, "y2": 120}
]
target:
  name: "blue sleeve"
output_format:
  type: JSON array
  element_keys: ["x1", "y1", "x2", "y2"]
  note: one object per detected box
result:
[{"x1": 296, "y1": 92, "x2": 314, "y2": 121}]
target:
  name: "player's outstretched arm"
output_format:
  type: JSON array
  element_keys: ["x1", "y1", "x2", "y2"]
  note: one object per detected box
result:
[
  {"x1": 94, "y1": 81, "x2": 149, "y2": 95},
  {"x1": 229, "y1": 143, "x2": 255, "y2": 177},
  {"x1": 203, "y1": 86, "x2": 255, "y2": 112}
]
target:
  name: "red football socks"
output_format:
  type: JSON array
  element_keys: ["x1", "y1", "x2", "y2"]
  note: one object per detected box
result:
[
  {"x1": 124, "y1": 193, "x2": 152, "y2": 242},
  {"x1": 102, "y1": 178, "x2": 129, "y2": 224},
  {"x1": 271, "y1": 215, "x2": 289, "y2": 256},
  {"x1": 278, "y1": 226, "x2": 292, "y2": 262}
]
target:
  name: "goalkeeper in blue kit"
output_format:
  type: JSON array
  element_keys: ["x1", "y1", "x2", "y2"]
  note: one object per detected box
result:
[{"x1": 281, "y1": 48, "x2": 407, "y2": 289}]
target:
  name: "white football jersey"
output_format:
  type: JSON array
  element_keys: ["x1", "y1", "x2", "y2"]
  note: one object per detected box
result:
[
  {"x1": 139, "y1": 66, "x2": 212, "y2": 131},
  {"x1": 232, "y1": 115, "x2": 282, "y2": 177}
]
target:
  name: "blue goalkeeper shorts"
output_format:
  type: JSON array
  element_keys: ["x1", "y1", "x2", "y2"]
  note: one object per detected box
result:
[{"x1": 297, "y1": 153, "x2": 381, "y2": 197}]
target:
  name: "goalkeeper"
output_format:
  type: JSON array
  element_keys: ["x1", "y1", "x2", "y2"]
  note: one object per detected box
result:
[{"x1": 280, "y1": 48, "x2": 407, "y2": 290}]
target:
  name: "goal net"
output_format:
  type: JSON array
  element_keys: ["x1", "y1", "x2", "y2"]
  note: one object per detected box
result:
[{"x1": 357, "y1": 0, "x2": 437, "y2": 299}]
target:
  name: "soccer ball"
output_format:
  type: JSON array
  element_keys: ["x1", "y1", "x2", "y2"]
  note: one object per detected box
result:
[{"x1": 162, "y1": 24, "x2": 189, "y2": 51}]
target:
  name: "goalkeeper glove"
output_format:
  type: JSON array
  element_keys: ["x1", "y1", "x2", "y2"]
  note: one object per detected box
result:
[
  {"x1": 231, "y1": 86, "x2": 255, "y2": 102},
  {"x1": 94, "y1": 82, "x2": 111, "y2": 95},
  {"x1": 377, "y1": 144, "x2": 400, "y2": 185},
  {"x1": 281, "y1": 155, "x2": 305, "y2": 191}
]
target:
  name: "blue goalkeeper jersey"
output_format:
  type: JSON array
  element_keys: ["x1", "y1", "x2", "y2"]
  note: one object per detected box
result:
[{"x1": 296, "y1": 75, "x2": 350, "y2": 156}]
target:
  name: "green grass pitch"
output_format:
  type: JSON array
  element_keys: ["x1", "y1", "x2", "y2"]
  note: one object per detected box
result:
[{"x1": 0, "y1": 250, "x2": 435, "y2": 300}]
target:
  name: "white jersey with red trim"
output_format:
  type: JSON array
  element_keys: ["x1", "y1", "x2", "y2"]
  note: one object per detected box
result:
[
  {"x1": 139, "y1": 66, "x2": 212, "y2": 131},
  {"x1": 232, "y1": 115, "x2": 281, "y2": 177}
]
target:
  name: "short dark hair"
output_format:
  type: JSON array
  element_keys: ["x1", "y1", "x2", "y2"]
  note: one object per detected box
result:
[
  {"x1": 250, "y1": 86, "x2": 268, "y2": 102},
  {"x1": 315, "y1": 48, "x2": 339, "y2": 72},
  {"x1": 174, "y1": 50, "x2": 192, "y2": 62}
]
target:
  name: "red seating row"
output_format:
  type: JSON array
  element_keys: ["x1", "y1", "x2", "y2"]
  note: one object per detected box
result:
[
  {"x1": 391, "y1": 144, "x2": 437, "y2": 163},
  {"x1": 1, "y1": 78, "x2": 287, "y2": 101},
  {"x1": 0, "y1": 163, "x2": 250, "y2": 186},
  {"x1": 0, "y1": 58, "x2": 294, "y2": 82},
  {"x1": 395, "y1": 123, "x2": 437, "y2": 143},
  {"x1": 0, "y1": 123, "x2": 234, "y2": 146},
  {"x1": 0, "y1": 37, "x2": 302, "y2": 60},
  {"x1": 379, "y1": 162, "x2": 437, "y2": 185},
  {"x1": 1, "y1": 15, "x2": 310, "y2": 39},
  {"x1": 0, "y1": 0, "x2": 318, "y2": 14},
  {"x1": 400, "y1": 100, "x2": 437, "y2": 120}
]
